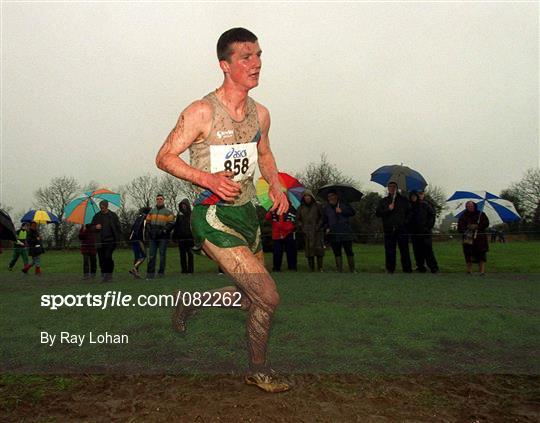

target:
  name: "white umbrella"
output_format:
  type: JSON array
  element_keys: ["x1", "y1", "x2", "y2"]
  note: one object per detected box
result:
[{"x1": 446, "y1": 191, "x2": 521, "y2": 226}]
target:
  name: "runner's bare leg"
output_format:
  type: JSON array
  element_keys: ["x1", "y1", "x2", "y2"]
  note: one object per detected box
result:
[{"x1": 203, "y1": 240, "x2": 279, "y2": 369}]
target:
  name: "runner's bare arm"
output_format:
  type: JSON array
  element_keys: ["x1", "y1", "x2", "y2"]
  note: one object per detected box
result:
[
  {"x1": 156, "y1": 101, "x2": 240, "y2": 201},
  {"x1": 256, "y1": 103, "x2": 289, "y2": 215}
]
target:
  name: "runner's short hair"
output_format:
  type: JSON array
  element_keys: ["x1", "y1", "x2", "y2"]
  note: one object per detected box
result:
[{"x1": 217, "y1": 28, "x2": 258, "y2": 62}]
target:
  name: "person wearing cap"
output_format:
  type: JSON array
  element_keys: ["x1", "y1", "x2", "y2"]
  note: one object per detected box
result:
[
  {"x1": 375, "y1": 181, "x2": 412, "y2": 274},
  {"x1": 408, "y1": 190, "x2": 439, "y2": 273},
  {"x1": 91, "y1": 200, "x2": 122, "y2": 282}
]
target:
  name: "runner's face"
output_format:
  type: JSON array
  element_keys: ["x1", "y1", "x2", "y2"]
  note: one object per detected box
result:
[{"x1": 223, "y1": 41, "x2": 262, "y2": 89}]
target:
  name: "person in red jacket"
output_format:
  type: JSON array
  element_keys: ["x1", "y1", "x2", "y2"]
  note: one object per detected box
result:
[
  {"x1": 265, "y1": 206, "x2": 297, "y2": 272},
  {"x1": 79, "y1": 224, "x2": 97, "y2": 280}
]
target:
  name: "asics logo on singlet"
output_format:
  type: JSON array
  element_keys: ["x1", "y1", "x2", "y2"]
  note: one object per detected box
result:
[
  {"x1": 216, "y1": 129, "x2": 234, "y2": 139},
  {"x1": 225, "y1": 147, "x2": 247, "y2": 159}
]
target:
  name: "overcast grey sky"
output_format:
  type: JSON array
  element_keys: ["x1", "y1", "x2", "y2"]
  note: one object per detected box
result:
[{"x1": 1, "y1": 1, "x2": 538, "y2": 213}]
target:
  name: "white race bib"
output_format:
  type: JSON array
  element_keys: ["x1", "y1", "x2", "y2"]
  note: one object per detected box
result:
[{"x1": 210, "y1": 143, "x2": 258, "y2": 182}]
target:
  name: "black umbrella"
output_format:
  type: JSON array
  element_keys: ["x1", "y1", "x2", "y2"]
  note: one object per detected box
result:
[
  {"x1": 317, "y1": 184, "x2": 364, "y2": 203},
  {"x1": 0, "y1": 209, "x2": 17, "y2": 241}
]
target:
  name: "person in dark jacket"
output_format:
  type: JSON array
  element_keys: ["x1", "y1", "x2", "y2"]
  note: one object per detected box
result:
[
  {"x1": 129, "y1": 207, "x2": 151, "y2": 279},
  {"x1": 296, "y1": 190, "x2": 325, "y2": 272},
  {"x1": 91, "y1": 200, "x2": 122, "y2": 282},
  {"x1": 79, "y1": 224, "x2": 97, "y2": 280},
  {"x1": 375, "y1": 181, "x2": 412, "y2": 274},
  {"x1": 323, "y1": 191, "x2": 356, "y2": 273},
  {"x1": 265, "y1": 205, "x2": 297, "y2": 272},
  {"x1": 457, "y1": 201, "x2": 489, "y2": 275},
  {"x1": 145, "y1": 194, "x2": 176, "y2": 279},
  {"x1": 408, "y1": 190, "x2": 439, "y2": 273},
  {"x1": 8, "y1": 223, "x2": 29, "y2": 271},
  {"x1": 172, "y1": 199, "x2": 194, "y2": 274},
  {"x1": 23, "y1": 222, "x2": 44, "y2": 276}
]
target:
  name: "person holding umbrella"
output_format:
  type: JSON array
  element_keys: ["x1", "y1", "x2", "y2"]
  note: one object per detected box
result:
[
  {"x1": 23, "y1": 222, "x2": 44, "y2": 275},
  {"x1": 8, "y1": 222, "x2": 30, "y2": 272},
  {"x1": 91, "y1": 200, "x2": 122, "y2": 282},
  {"x1": 375, "y1": 181, "x2": 412, "y2": 274},
  {"x1": 457, "y1": 201, "x2": 489, "y2": 275},
  {"x1": 323, "y1": 191, "x2": 356, "y2": 273}
]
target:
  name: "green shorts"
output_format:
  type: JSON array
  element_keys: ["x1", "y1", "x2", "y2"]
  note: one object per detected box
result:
[{"x1": 191, "y1": 203, "x2": 262, "y2": 253}]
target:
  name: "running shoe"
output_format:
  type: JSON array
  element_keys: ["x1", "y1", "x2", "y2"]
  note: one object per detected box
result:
[
  {"x1": 245, "y1": 369, "x2": 291, "y2": 393},
  {"x1": 171, "y1": 290, "x2": 197, "y2": 333}
]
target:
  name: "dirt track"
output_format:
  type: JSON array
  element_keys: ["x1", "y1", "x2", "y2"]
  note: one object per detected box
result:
[{"x1": 1, "y1": 374, "x2": 539, "y2": 422}]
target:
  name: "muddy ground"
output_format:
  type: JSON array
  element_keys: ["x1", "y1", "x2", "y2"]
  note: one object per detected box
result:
[{"x1": 1, "y1": 374, "x2": 539, "y2": 422}]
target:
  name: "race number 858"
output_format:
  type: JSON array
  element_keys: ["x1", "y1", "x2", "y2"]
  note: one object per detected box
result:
[{"x1": 224, "y1": 158, "x2": 249, "y2": 176}]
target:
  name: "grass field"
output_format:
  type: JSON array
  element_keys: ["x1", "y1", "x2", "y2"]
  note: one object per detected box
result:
[
  {"x1": 1, "y1": 240, "x2": 538, "y2": 420},
  {"x1": 1, "y1": 238, "x2": 539, "y2": 274}
]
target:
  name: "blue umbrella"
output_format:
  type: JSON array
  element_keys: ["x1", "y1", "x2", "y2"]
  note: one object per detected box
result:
[
  {"x1": 446, "y1": 191, "x2": 521, "y2": 226},
  {"x1": 370, "y1": 164, "x2": 427, "y2": 192}
]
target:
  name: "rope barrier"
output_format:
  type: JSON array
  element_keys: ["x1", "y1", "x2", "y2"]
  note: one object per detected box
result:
[{"x1": 1, "y1": 231, "x2": 539, "y2": 251}]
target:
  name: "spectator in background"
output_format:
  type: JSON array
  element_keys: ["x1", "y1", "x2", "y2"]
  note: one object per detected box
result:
[
  {"x1": 296, "y1": 190, "x2": 325, "y2": 272},
  {"x1": 408, "y1": 190, "x2": 439, "y2": 273},
  {"x1": 376, "y1": 181, "x2": 412, "y2": 274},
  {"x1": 129, "y1": 206, "x2": 151, "y2": 279},
  {"x1": 265, "y1": 205, "x2": 297, "y2": 272},
  {"x1": 78, "y1": 224, "x2": 97, "y2": 280},
  {"x1": 145, "y1": 194, "x2": 175, "y2": 279},
  {"x1": 8, "y1": 222, "x2": 29, "y2": 272},
  {"x1": 323, "y1": 191, "x2": 356, "y2": 273},
  {"x1": 23, "y1": 222, "x2": 44, "y2": 276},
  {"x1": 172, "y1": 199, "x2": 195, "y2": 274},
  {"x1": 458, "y1": 201, "x2": 489, "y2": 275},
  {"x1": 91, "y1": 200, "x2": 122, "y2": 282}
]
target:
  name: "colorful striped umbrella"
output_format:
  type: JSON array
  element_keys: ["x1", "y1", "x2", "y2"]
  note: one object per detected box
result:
[
  {"x1": 256, "y1": 172, "x2": 305, "y2": 210},
  {"x1": 65, "y1": 189, "x2": 121, "y2": 225},
  {"x1": 21, "y1": 210, "x2": 59, "y2": 225}
]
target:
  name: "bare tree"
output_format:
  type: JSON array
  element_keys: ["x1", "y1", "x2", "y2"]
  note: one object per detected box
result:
[
  {"x1": 506, "y1": 167, "x2": 540, "y2": 221},
  {"x1": 158, "y1": 174, "x2": 197, "y2": 213},
  {"x1": 34, "y1": 176, "x2": 81, "y2": 248},
  {"x1": 82, "y1": 180, "x2": 101, "y2": 193},
  {"x1": 115, "y1": 187, "x2": 138, "y2": 242},
  {"x1": 295, "y1": 153, "x2": 356, "y2": 197},
  {"x1": 124, "y1": 174, "x2": 160, "y2": 210},
  {"x1": 424, "y1": 185, "x2": 446, "y2": 218}
]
